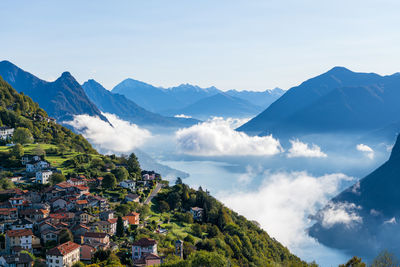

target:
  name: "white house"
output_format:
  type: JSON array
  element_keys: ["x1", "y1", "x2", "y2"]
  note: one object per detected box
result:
[
  {"x1": 190, "y1": 207, "x2": 204, "y2": 221},
  {"x1": 0, "y1": 127, "x2": 14, "y2": 140},
  {"x1": 5, "y1": 229, "x2": 33, "y2": 253},
  {"x1": 26, "y1": 160, "x2": 49, "y2": 173},
  {"x1": 132, "y1": 238, "x2": 158, "y2": 260},
  {"x1": 120, "y1": 180, "x2": 136, "y2": 191},
  {"x1": 36, "y1": 170, "x2": 53, "y2": 184},
  {"x1": 46, "y1": 241, "x2": 80, "y2": 267}
]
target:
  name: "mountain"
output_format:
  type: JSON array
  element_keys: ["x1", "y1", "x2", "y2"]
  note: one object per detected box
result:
[
  {"x1": 82, "y1": 79, "x2": 199, "y2": 127},
  {"x1": 226, "y1": 88, "x2": 285, "y2": 108},
  {"x1": 168, "y1": 92, "x2": 264, "y2": 119},
  {"x1": 112, "y1": 78, "x2": 182, "y2": 113},
  {"x1": 309, "y1": 134, "x2": 400, "y2": 259},
  {"x1": 237, "y1": 67, "x2": 400, "y2": 135},
  {"x1": 0, "y1": 60, "x2": 107, "y2": 122}
]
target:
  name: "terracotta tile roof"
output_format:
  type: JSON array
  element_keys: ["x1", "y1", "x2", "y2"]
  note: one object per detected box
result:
[
  {"x1": 50, "y1": 213, "x2": 68, "y2": 219},
  {"x1": 76, "y1": 200, "x2": 88, "y2": 205},
  {"x1": 132, "y1": 238, "x2": 157, "y2": 247},
  {"x1": 74, "y1": 185, "x2": 89, "y2": 191},
  {"x1": 80, "y1": 244, "x2": 95, "y2": 260},
  {"x1": 55, "y1": 182, "x2": 72, "y2": 189},
  {"x1": 0, "y1": 208, "x2": 17, "y2": 215},
  {"x1": 6, "y1": 229, "x2": 33, "y2": 237},
  {"x1": 47, "y1": 241, "x2": 80, "y2": 256},
  {"x1": 96, "y1": 177, "x2": 104, "y2": 181},
  {"x1": 108, "y1": 218, "x2": 118, "y2": 224}
]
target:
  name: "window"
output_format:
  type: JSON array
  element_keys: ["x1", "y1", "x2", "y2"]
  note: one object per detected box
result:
[{"x1": 55, "y1": 260, "x2": 59, "y2": 263}]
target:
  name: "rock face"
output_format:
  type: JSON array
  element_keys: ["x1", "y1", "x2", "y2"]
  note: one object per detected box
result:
[
  {"x1": 237, "y1": 67, "x2": 400, "y2": 137},
  {"x1": 0, "y1": 60, "x2": 107, "y2": 122},
  {"x1": 82, "y1": 79, "x2": 198, "y2": 127},
  {"x1": 309, "y1": 134, "x2": 400, "y2": 259}
]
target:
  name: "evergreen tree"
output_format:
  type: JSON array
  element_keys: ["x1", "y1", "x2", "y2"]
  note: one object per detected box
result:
[{"x1": 116, "y1": 216, "x2": 124, "y2": 237}]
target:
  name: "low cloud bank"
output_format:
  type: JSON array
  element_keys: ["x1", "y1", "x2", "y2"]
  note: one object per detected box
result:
[
  {"x1": 356, "y1": 144, "x2": 374, "y2": 159},
  {"x1": 287, "y1": 139, "x2": 327, "y2": 158},
  {"x1": 65, "y1": 113, "x2": 151, "y2": 153},
  {"x1": 175, "y1": 117, "x2": 283, "y2": 156},
  {"x1": 219, "y1": 171, "x2": 354, "y2": 248},
  {"x1": 319, "y1": 202, "x2": 362, "y2": 229}
]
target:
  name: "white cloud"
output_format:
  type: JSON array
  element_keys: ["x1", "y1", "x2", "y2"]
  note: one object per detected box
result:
[
  {"x1": 351, "y1": 181, "x2": 361, "y2": 195},
  {"x1": 319, "y1": 202, "x2": 362, "y2": 229},
  {"x1": 383, "y1": 217, "x2": 396, "y2": 225},
  {"x1": 175, "y1": 117, "x2": 283, "y2": 156},
  {"x1": 64, "y1": 113, "x2": 151, "y2": 153},
  {"x1": 356, "y1": 144, "x2": 374, "y2": 159},
  {"x1": 287, "y1": 139, "x2": 327, "y2": 158},
  {"x1": 174, "y1": 114, "x2": 192, "y2": 119},
  {"x1": 219, "y1": 171, "x2": 354, "y2": 248}
]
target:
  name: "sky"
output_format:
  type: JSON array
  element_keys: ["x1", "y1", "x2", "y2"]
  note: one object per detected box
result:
[{"x1": 1, "y1": 0, "x2": 400, "y2": 91}]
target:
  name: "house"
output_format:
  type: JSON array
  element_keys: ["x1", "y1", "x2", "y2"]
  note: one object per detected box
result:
[
  {"x1": 123, "y1": 212, "x2": 140, "y2": 226},
  {"x1": 19, "y1": 209, "x2": 49, "y2": 221},
  {"x1": 51, "y1": 198, "x2": 73, "y2": 211},
  {"x1": 99, "y1": 210, "x2": 114, "y2": 221},
  {"x1": 35, "y1": 170, "x2": 53, "y2": 184},
  {"x1": 190, "y1": 207, "x2": 204, "y2": 221},
  {"x1": 0, "y1": 252, "x2": 33, "y2": 267},
  {"x1": 78, "y1": 212, "x2": 94, "y2": 224},
  {"x1": 0, "y1": 208, "x2": 18, "y2": 221},
  {"x1": 41, "y1": 229, "x2": 60, "y2": 244},
  {"x1": 46, "y1": 241, "x2": 80, "y2": 267},
  {"x1": 90, "y1": 219, "x2": 117, "y2": 235},
  {"x1": 75, "y1": 199, "x2": 88, "y2": 210},
  {"x1": 132, "y1": 238, "x2": 158, "y2": 260},
  {"x1": 21, "y1": 155, "x2": 40, "y2": 165},
  {"x1": 10, "y1": 218, "x2": 34, "y2": 230},
  {"x1": 83, "y1": 232, "x2": 110, "y2": 247},
  {"x1": 80, "y1": 244, "x2": 95, "y2": 263},
  {"x1": 133, "y1": 253, "x2": 161, "y2": 267},
  {"x1": 125, "y1": 193, "x2": 140, "y2": 203},
  {"x1": 26, "y1": 160, "x2": 50, "y2": 173},
  {"x1": 0, "y1": 126, "x2": 14, "y2": 140},
  {"x1": 120, "y1": 180, "x2": 136, "y2": 191},
  {"x1": 5, "y1": 229, "x2": 33, "y2": 253}
]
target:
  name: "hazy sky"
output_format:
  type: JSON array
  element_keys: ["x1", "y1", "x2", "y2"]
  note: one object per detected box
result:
[{"x1": 1, "y1": 0, "x2": 400, "y2": 91}]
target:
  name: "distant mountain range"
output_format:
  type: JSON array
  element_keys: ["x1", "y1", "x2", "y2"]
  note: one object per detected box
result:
[
  {"x1": 238, "y1": 67, "x2": 400, "y2": 139},
  {"x1": 0, "y1": 60, "x2": 107, "y2": 122},
  {"x1": 166, "y1": 92, "x2": 264, "y2": 120},
  {"x1": 112, "y1": 78, "x2": 283, "y2": 119},
  {"x1": 82, "y1": 79, "x2": 199, "y2": 127},
  {"x1": 309, "y1": 134, "x2": 400, "y2": 259}
]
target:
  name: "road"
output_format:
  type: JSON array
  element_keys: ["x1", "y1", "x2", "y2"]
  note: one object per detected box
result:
[{"x1": 144, "y1": 183, "x2": 162, "y2": 205}]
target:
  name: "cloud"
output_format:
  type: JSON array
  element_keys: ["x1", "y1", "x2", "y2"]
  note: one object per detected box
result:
[
  {"x1": 383, "y1": 217, "x2": 396, "y2": 225},
  {"x1": 174, "y1": 114, "x2": 192, "y2": 119},
  {"x1": 356, "y1": 144, "x2": 374, "y2": 159},
  {"x1": 318, "y1": 202, "x2": 362, "y2": 229},
  {"x1": 287, "y1": 139, "x2": 327, "y2": 158},
  {"x1": 64, "y1": 113, "x2": 151, "y2": 153},
  {"x1": 219, "y1": 171, "x2": 354, "y2": 248},
  {"x1": 175, "y1": 117, "x2": 283, "y2": 156}
]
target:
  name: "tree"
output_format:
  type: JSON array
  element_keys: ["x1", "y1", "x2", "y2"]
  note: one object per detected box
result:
[
  {"x1": 72, "y1": 262, "x2": 85, "y2": 267},
  {"x1": 102, "y1": 173, "x2": 117, "y2": 189},
  {"x1": 32, "y1": 145, "x2": 45, "y2": 156},
  {"x1": 0, "y1": 178, "x2": 15, "y2": 190},
  {"x1": 50, "y1": 173, "x2": 66, "y2": 185},
  {"x1": 92, "y1": 250, "x2": 111, "y2": 262},
  {"x1": 339, "y1": 256, "x2": 366, "y2": 267},
  {"x1": 371, "y1": 250, "x2": 399, "y2": 267},
  {"x1": 58, "y1": 229, "x2": 73, "y2": 244},
  {"x1": 112, "y1": 167, "x2": 129, "y2": 182},
  {"x1": 11, "y1": 143, "x2": 24, "y2": 158},
  {"x1": 127, "y1": 153, "x2": 141, "y2": 176},
  {"x1": 158, "y1": 200, "x2": 170, "y2": 213},
  {"x1": 116, "y1": 216, "x2": 124, "y2": 237},
  {"x1": 175, "y1": 177, "x2": 183, "y2": 185},
  {"x1": 13, "y1": 127, "x2": 33, "y2": 144},
  {"x1": 189, "y1": 251, "x2": 227, "y2": 267}
]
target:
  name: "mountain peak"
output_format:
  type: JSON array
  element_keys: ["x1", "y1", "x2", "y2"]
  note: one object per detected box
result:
[{"x1": 327, "y1": 66, "x2": 352, "y2": 74}]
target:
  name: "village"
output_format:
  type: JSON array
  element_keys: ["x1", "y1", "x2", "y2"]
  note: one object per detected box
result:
[{"x1": 0, "y1": 126, "x2": 205, "y2": 267}]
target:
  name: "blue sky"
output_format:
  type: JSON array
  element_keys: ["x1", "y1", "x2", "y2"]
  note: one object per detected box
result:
[{"x1": 1, "y1": 0, "x2": 400, "y2": 91}]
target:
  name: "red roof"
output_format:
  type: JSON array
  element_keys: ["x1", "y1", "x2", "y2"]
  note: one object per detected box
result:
[
  {"x1": 6, "y1": 229, "x2": 33, "y2": 237},
  {"x1": 132, "y1": 238, "x2": 157, "y2": 247},
  {"x1": 74, "y1": 185, "x2": 89, "y2": 191},
  {"x1": 55, "y1": 182, "x2": 73, "y2": 189},
  {"x1": 76, "y1": 200, "x2": 88, "y2": 205},
  {"x1": 50, "y1": 213, "x2": 68, "y2": 219},
  {"x1": 108, "y1": 218, "x2": 118, "y2": 224},
  {"x1": 0, "y1": 208, "x2": 17, "y2": 215},
  {"x1": 47, "y1": 241, "x2": 80, "y2": 256}
]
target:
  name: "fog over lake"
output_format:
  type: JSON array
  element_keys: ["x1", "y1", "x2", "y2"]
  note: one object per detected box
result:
[{"x1": 69, "y1": 114, "x2": 395, "y2": 266}]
